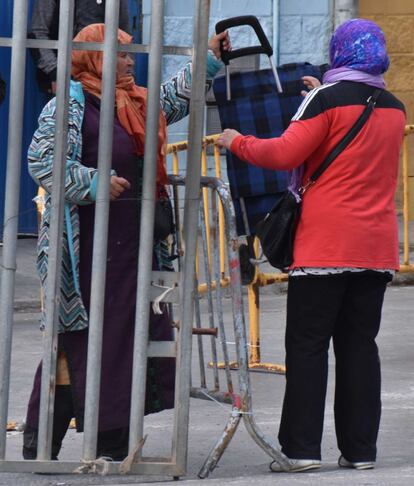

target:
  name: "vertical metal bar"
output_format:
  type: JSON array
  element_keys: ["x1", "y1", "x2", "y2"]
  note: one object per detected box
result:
[
  {"x1": 269, "y1": 56, "x2": 283, "y2": 94},
  {"x1": 199, "y1": 204, "x2": 219, "y2": 390},
  {"x1": 129, "y1": 0, "x2": 164, "y2": 454},
  {"x1": 247, "y1": 282, "x2": 260, "y2": 364},
  {"x1": 197, "y1": 412, "x2": 242, "y2": 478},
  {"x1": 210, "y1": 185, "x2": 217, "y2": 266},
  {"x1": 225, "y1": 65, "x2": 231, "y2": 101},
  {"x1": 194, "y1": 277, "x2": 207, "y2": 388},
  {"x1": 171, "y1": 152, "x2": 182, "y2": 271},
  {"x1": 213, "y1": 142, "x2": 221, "y2": 178},
  {"x1": 272, "y1": 0, "x2": 280, "y2": 65},
  {"x1": 402, "y1": 135, "x2": 410, "y2": 266},
  {"x1": 240, "y1": 198, "x2": 251, "y2": 236},
  {"x1": 82, "y1": 0, "x2": 120, "y2": 460},
  {"x1": 334, "y1": 0, "x2": 358, "y2": 28},
  {"x1": 37, "y1": 0, "x2": 75, "y2": 460},
  {"x1": 172, "y1": 183, "x2": 182, "y2": 272},
  {"x1": 201, "y1": 148, "x2": 211, "y2": 266},
  {"x1": 172, "y1": 0, "x2": 211, "y2": 470},
  {"x1": 195, "y1": 237, "x2": 200, "y2": 278},
  {"x1": 217, "y1": 180, "x2": 287, "y2": 466},
  {"x1": 212, "y1": 194, "x2": 233, "y2": 393},
  {"x1": 172, "y1": 151, "x2": 179, "y2": 175},
  {"x1": 136, "y1": 0, "x2": 144, "y2": 44},
  {"x1": 247, "y1": 237, "x2": 260, "y2": 365},
  {"x1": 218, "y1": 201, "x2": 226, "y2": 277},
  {"x1": 213, "y1": 144, "x2": 226, "y2": 277},
  {"x1": 0, "y1": 0, "x2": 29, "y2": 460}
]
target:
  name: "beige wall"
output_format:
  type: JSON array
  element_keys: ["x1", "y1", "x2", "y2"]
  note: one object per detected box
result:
[
  {"x1": 359, "y1": 0, "x2": 414, "y2": 215},
  {"x1": 359, "y1": 0, "x2": 414, "y2": 122}
]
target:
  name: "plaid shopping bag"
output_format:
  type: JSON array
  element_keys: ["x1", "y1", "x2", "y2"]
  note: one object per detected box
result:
[{"x1": 213, "y1": 62, "x2": 325, "y2": 235}]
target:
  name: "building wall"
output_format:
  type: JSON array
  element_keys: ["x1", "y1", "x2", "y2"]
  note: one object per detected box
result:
[
  {"x1": 359, "y1": 0, "x2": 414, "y2": 215},
  {"x1": 279, "y1": 0, "x2": 332, "y2": 66},
  {"x1": 359, "y1": 0, "x2": 414, "y2": 123},
  {"x1": 142, "y1": 0, "x2": 333, "y2": 142}
]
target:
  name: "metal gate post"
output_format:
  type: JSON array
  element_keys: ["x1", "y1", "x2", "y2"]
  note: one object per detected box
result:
[
  {"x1": 82, "y1": 0, "x2": 120, "y2": 461},
  {"x1": 0, "y1": 0, "x2": 29, "y2": 460},
  {"x1": 172, "y1": 0, "x2": 211, "y2": 472},
  {"x1": 220, "y1": 190, "x2": 289, "y2": 467},
  {"x1": 129, "y1": 0, "x2": 165, "y2": 455},
  {"x1": 334, "y1": 0, "x2": 358, "y2": 28},
  {"x1": 37, "y1": 0, "x2": 75, "y2": 460}
]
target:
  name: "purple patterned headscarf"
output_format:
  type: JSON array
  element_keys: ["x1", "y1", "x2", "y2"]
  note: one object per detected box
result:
[
  {"x1": 323, "y1": 19, "x2": 389, "y2": 88},
  {"x1": 328, "y1": 18, "x2": 389, "y2": 74},
  {"x1": 289, "y1": 19, "x2": 390, "y2": 197},
  {"x1": 323, "y1": 19, "x2": 390, "y2": 89}
]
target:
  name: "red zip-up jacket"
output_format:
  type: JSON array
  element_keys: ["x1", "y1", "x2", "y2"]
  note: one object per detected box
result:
[{"x1": 230, "y1": 81, "x2": 406, "y2": 269}]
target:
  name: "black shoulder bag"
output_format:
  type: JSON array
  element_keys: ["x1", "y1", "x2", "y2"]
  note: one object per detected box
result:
[
  {"x1": 255, "y1": 89, "x2": 382, "y2": 271},
  {"x1": 154, "y1": 184, "x2": 175, "y2": 242}
]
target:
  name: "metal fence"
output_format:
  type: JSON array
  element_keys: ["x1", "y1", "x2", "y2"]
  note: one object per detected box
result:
[
  {"x1": 0, "y1": 0, "x2": 291, "y2": 478},
  {"x1": 0, "y1": 0, "x2": 215, "y2": 477},
  {"x1": 169, "y1": 174, "x2": 290, "y2": 478},
  {"x1": 28, "y1": 170, "x2": 291, "y2": 477},
  {"x1": 1, "y1": 0, "x2": 412, "y2": 476},
  {"x1": 169, "y1": 128, "x2": 414, "y2": 375}
]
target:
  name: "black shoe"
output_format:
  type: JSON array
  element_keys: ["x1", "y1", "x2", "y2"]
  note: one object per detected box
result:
[
  {"x1": 22, "y1": 385, "x2": 74, "y2": 460},
  {"x1": 97, "y1": 427, "x2": 129, "y2": 461},
  {"x1": 23, "y1": 425, "x2": 41, "y2": 460},
  {"x1": 23, "y1": 425, "x2": 59, "y2": 460}
]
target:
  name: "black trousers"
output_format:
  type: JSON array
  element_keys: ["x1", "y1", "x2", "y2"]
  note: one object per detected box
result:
[
  {"x1": 278, "y1": 271, "x2": 391, "y2": 462},
  {"x1": 23, "y1": 385, "x2": 129, "y2": 461}
]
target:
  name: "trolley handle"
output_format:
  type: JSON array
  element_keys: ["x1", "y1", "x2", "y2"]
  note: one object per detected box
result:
[{"x1": 215, "y1": 15, "x2": 273, "y2": 65}]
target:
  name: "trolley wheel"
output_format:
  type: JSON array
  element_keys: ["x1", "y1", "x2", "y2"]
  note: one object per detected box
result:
[{"x1": 173, "y1": 476, "x2": 180, "y2": 481}]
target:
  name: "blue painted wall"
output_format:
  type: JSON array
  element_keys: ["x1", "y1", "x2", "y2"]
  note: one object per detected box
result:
[
  {"x1": 0, "y1": 1, "x2": 146, "y2": 238},
  {"x1": 0, "y1": 0, "x2": 48, "y2": 237}
]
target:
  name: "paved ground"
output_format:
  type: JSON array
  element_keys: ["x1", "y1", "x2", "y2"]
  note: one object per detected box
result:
[{"x1": 0, "y1": 238, "x2": 413, "y2": 485}]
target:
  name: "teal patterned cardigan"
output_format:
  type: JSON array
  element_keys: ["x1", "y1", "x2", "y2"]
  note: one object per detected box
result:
[{"x1": 28, "y1": 53, "x2": 222, "y2": 333}]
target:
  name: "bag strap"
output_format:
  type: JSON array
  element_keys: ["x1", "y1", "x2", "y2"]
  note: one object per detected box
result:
[{"x1": 299, "y1": 88, "x2": 382, "y2": 193}]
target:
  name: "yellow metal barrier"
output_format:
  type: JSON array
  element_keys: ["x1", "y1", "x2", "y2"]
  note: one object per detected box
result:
[
  {"x1": 168, "y1": 126, "x2": 414, "y2": 374},
  {"x1": 168, "y1": 134, "x2": 227, "y2": 286},
  {"x1": 168, "y1": 135, "x2": 286, "y2": 373},
  {"x1": 402, "y1": 125, "x2": 414, "y2": 270}
]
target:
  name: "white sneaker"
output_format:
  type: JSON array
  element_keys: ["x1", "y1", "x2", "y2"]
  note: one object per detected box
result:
[
  {"x1": 338, "y1": 455, "x2": 375, "y2": 470},
  {"x1": 270, "y1": 457, "x2": 321, "y2": 473}
]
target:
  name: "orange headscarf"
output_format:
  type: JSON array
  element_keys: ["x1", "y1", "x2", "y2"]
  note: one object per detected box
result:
[{"x1": 72, "y1": 23, "x2": 168, "y2": 185}]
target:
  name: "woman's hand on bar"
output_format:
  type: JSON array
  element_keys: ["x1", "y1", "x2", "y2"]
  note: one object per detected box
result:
[
  {"x1": 110, "y1": 176, "x2": 131, "y2": 200},
  {"x1": 217, "y1": 128, "x2": 241, "y2": 150},
  {"x1": 208, "y1": 30, "x2": 231, "y2": 60}
]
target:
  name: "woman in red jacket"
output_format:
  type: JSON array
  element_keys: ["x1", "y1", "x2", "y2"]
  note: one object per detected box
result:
[{"x1": 218, "y1": 19, "x2": 406, "y2": 473}]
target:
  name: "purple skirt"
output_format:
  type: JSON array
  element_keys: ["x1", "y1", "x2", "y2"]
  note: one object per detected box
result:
[{"x1": 26, "y1": 93, "x2": 175, "y2": 432}]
